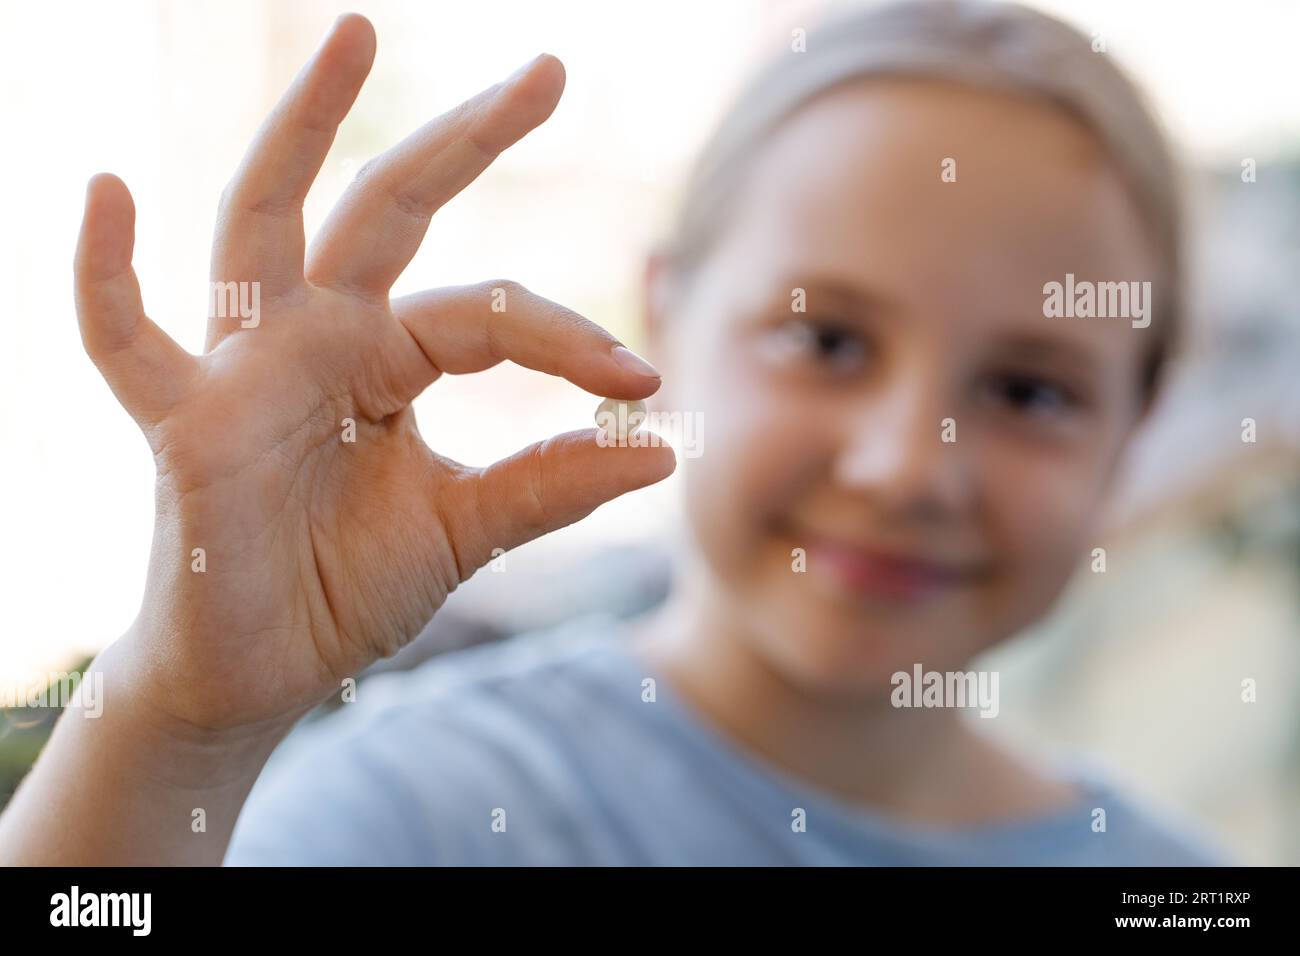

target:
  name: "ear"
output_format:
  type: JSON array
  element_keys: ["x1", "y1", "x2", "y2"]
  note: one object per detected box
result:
[
  {"x1": 641, "y1": 249, "x2": 679, "y2": 411},
  {"x1": 1128, "y1": 362, "x2": 1168, "y2": 445},
  {"x1": 1103, "y1": 381, "x2": 1161, "y2": 493}
]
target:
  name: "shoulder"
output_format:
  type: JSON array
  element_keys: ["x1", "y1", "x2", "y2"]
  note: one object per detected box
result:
[
  {"x1": 1045, "y1": 757, "x2": 1237, "y2": 866},
  {"x1": 296, "y1": 611, "x2": 633, "y2": 745},
  {"x1": 227, "y1": 613, "x2": 636, "y2": 866}
]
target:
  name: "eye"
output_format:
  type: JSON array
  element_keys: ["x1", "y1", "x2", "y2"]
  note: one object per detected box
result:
[
  {"x1": 757, "y1": 317, "x2": 869, "y2": 374},
  {"x1": 982, "y1": 371, "x2": 1081, "y2": 418}
]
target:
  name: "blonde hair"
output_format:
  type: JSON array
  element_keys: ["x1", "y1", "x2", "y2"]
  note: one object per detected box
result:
[{"x1": 660, "y1": 0, "x2": 1184, "y2": 398}]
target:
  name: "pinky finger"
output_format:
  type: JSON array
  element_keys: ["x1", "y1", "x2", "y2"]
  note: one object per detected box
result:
[{"x1": 74, "y1": 174, "x2": 196, "y2": 430}]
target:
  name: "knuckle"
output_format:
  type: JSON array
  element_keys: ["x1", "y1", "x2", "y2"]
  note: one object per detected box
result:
[
  {"x1": 483, "y1": 278, "x2": 525, "y2": 299},
  {"x1": 216, "y1": 180, "x2": 237, "y2": 215},
  {"x1": 520, "y1": 440, "x2": 554, "y2": 533},
  {"x1": 353, "y1": 156, "x2": 383, "y2": 184}
]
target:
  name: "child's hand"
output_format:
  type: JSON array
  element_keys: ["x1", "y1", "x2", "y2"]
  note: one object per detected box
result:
[{"x1": 73, "y1": 15, "x2": 674, "y2": 738}]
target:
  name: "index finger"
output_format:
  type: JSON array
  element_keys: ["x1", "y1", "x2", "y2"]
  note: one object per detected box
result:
[{"x1": 382, "y1": 281, "x2": 663, "y2": 409}]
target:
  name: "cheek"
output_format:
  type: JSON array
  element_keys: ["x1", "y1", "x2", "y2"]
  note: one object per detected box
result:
[
  {"x1": 980, "y1": 443, "x2": 1111, "y2": 622},
  {"x1": 679, "y1": 347, "x2": 829, "y2": 577}
]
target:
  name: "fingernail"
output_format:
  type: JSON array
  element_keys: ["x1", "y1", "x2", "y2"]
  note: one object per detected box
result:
[
  {"x1": 505, "y1": 53, "x2": 546, "y2": 86},
  {"x1": 611, "y1": 345, "x2": 661, "y2": 379}
]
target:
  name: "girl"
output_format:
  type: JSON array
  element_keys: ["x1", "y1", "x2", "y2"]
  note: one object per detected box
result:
[{"x1": 0, "y1": 0, "x2": 1226, "y2": 864}]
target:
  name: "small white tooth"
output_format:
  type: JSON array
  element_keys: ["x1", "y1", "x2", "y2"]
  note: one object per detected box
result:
[{"x1": 595, "y1": 398, "x2": 647, "y2": 441}]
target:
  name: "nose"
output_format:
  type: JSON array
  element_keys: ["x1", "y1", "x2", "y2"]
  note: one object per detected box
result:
[{"x1": 831, "y1": 372, "x2": 974, "y2": 519}]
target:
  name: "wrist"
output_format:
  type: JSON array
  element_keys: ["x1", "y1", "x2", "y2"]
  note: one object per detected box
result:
[
  {"x1": 0, "y1": 630, "x2": 298, "y2": 865},
  {"x1": 91, "y1": 628, "x2": 299, "y2": 792}
]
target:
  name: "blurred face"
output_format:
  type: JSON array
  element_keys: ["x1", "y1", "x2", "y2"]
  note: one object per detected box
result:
[{"x1": 650, "y1": 79, "x2": 1160, "y2": 695}]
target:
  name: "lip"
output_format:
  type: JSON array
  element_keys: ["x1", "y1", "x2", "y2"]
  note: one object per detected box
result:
[{"x1": 804, "y1": 537, "x2": 984, "y2": 602}]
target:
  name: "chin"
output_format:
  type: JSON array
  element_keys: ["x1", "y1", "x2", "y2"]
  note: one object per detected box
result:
[
  {"x1": 744, "y1": 598, "x2": 929, "y2": 698},
  {"x1": 744, "y1": 564, "x2": 1008, "y2": 699}
]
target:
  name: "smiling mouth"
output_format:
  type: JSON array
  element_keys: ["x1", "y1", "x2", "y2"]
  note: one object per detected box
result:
[{"x1": 802, "y1": 537, "x2": 988, "y2": 602}]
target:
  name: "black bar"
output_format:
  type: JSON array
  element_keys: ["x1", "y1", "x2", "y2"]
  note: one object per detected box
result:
[{"x1": 0, "y1": 866, "x2": 1284, "y2": 941}]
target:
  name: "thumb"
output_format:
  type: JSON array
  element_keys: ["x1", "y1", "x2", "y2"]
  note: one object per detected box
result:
[
  {"x1": 438, "y1": 429, "x2": 676, "y2": 579},
  {"x1": 74, "y1": 173, "x2": 195, "y2": 430}
]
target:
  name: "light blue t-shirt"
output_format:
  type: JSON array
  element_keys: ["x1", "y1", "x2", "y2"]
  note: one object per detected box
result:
[{"x1": 226, "y1": 614, "x2": 1228, "y2": 866}]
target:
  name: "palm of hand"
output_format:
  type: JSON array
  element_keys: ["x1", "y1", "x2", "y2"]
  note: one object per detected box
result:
[{"x1": 74, "y1": 16, "x2": 673, "y2": 730}]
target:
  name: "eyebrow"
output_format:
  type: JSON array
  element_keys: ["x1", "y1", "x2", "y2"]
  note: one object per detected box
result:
[
  {"x1": 991, "y1": 333, "x2": 1103, "y2": 377},
  {"x1": 761, "y1": 278, "x2": 1108, "y2": 377},
  {"x1": 772, "y1": 273, "x2": 900, "y2": 317}
]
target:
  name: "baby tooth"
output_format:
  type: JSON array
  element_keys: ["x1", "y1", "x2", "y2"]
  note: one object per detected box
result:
[{"x1": 595, "y1": 398, "x2": 647, "y2": 441}]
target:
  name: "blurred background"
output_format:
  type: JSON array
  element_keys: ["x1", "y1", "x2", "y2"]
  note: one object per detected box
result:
[{"x1": 0, "y1": 0, "x2": 1296, "y2": 863}]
